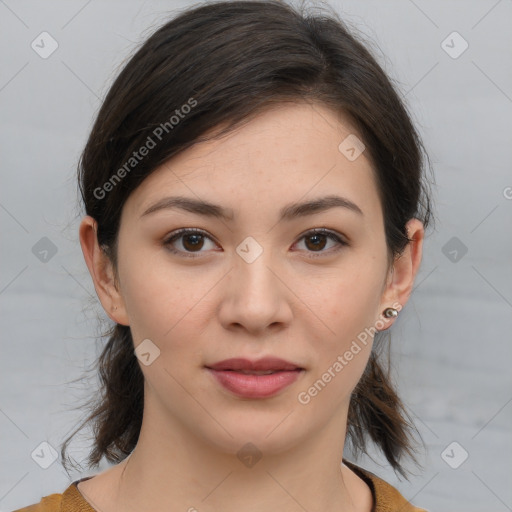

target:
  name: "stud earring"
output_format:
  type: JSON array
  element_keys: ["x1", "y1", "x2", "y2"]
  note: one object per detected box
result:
[{"x1": 382, "y1": 307, "x2": 398, "y2": 318}]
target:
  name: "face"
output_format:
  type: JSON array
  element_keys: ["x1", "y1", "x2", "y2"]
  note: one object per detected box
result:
[{"x1": 85, "y1": 102, "x2": 417, "y2": 457}]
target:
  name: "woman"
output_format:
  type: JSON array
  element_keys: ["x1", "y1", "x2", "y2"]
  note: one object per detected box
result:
[{"x1": 15, "y1": 1, "x2": 433, "y2": 510}]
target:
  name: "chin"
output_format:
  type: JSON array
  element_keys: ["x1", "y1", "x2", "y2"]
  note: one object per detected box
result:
[{"x1": 200, "y1": 414, "x2": 308, "y2": 458}]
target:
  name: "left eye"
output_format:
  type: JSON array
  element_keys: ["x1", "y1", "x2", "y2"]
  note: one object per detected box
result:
[
  {"x1": 293, "y1": 228, "x2": 347, "y2": 256},
  {"x1": 163, "y1": 228, "x2": 347, "y2": 258}
]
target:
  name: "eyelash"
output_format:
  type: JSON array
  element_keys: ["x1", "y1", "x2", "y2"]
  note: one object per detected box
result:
[{"x1": 163, "y1": 228, "x2": 348, "y2": 259}]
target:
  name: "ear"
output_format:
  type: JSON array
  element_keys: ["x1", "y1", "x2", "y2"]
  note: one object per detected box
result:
[
  {"x1": 79, "y1": 215, "x2": 130, "y2": 326},
  {"x1": 377, "y1": 218, "x2": 424, "y2": 330}
]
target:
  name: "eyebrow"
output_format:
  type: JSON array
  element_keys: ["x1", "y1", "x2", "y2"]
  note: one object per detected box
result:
[{"x1": 140, "y1": 194, "x2": 363, "y2": 221}]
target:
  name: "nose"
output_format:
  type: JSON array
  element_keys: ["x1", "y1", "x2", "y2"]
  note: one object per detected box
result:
[{"x1": 217, "y1": 249, "x2": 293, "y2": 335}]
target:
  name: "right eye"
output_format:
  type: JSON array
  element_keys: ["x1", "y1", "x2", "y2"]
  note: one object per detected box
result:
[{"x1": 163, "y1": 228, "x2": 220, "y2": 258}]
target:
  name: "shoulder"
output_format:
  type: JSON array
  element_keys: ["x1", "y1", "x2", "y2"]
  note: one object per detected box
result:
[
  {"x1": 12, "y1": 493, "x2": 63, "y2": 512},
  {"x1": 344, "y1": 460, "x2": 428, "y2": 512},
  {"x1": 12, "y1": 478, "x2": 96, "y2": 512}
]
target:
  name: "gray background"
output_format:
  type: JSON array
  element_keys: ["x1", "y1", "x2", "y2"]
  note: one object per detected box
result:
[{"x1": 1, "y1": 1, "x2": 511, "y2": 511}]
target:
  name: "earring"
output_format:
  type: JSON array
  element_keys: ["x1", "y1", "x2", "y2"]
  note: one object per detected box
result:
[{"x1": 382, "y1": 307, "x2": 398, "y2": 318}]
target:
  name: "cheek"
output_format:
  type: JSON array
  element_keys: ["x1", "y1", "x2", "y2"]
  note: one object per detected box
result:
[
  {"x1": 118, "y1": 244, "x2": 220, "y2": 353},
  {"x1": 298, "y1": 257, "x2": 384, "y2": 397},
  {"x1": 297, "y1": 282, "x2": 377, "y2": 413},
  {"x1": 117, "y1": 245, "x2": 186, "y2": 340},
  {"x1": 319, "y1": 261, "x2": 385, "y2": 341}
]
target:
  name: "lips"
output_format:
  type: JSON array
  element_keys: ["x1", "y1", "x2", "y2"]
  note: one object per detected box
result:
[
  {"x1": 205, "y1": 357, "x2": 303, "y2": 372},
  {"x1": 205, "y1": 357, "x2": 304, "y2": 399}
]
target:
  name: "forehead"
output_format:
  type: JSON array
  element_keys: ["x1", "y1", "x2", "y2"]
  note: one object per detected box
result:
[{"x1": 123, "y1": 101, "x2": 382, "y2": 225}]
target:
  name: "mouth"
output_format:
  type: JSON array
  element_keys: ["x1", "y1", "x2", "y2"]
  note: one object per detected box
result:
[
  {"x1": 205, "y1": 357, "x2": 305, "y2": 399},
  {"x1": 220, "y1": 369, "x2": 287, "y2": 375},
  {"x1": 205, "y1": 357, "x2": 304, "y2": 372}
]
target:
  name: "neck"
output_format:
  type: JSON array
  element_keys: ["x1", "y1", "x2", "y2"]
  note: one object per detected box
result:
[{"x1": 111, "y1": 404, "x2": 356, "y2": 512}]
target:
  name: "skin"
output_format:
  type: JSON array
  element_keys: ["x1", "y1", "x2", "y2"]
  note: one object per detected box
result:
[{"x1": 78, "y1": 101, "x2": 424, "y2": 512}]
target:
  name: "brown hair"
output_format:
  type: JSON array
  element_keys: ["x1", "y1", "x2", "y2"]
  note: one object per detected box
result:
[{"x1": 62, "y1": 0, "x2": 433, "y2": 479}]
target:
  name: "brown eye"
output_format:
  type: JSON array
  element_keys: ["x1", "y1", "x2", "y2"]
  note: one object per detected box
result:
[
  {"x1": 164, "y1": 229, "x2": 217, "y2": 257},
  {"x1": 181, "y1": 233, "x2": 205, "y2": 251},
  {"x1": 304, "y1": 233, "x2": 328, "y2": 251},
  {"x1": 295, "y1": 229, "x2": 347, "y2": 257}
]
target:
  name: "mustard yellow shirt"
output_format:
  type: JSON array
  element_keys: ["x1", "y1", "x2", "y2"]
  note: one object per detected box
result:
[{"x1": 13, "y1": 461, "x2": 427, "y2": 512}]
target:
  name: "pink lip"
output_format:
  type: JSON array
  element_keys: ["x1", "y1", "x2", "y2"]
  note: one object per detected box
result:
[
  {"x1": 207, "y1": 357, "x2": 302, "y2": 372},
  {"x1": 205, "y1": 357, "x2": 304, "y2": 399}
]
